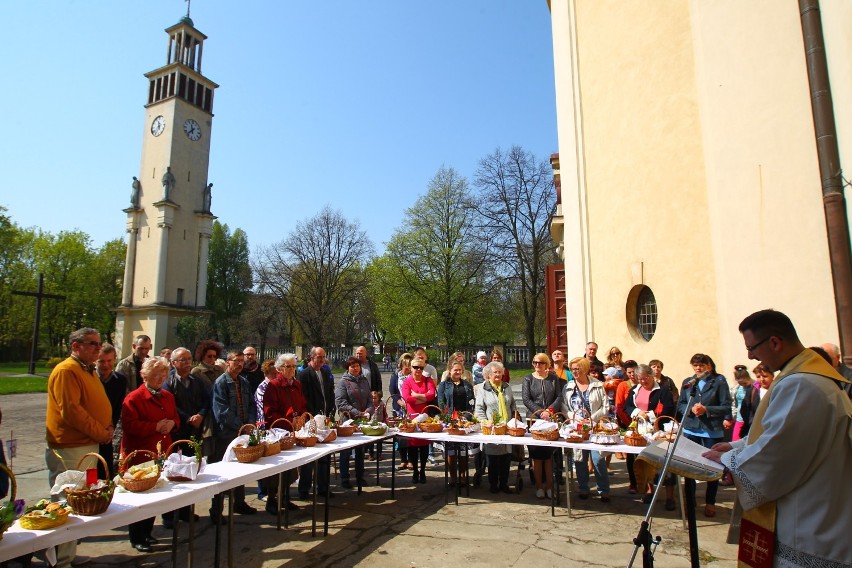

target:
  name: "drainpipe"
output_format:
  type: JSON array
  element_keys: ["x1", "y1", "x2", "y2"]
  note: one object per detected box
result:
[{"x1": 799, "y1": 0, "x2": 852, "y2": 365}]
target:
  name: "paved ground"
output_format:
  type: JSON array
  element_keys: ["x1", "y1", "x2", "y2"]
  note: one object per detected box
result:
[{"x1": 0, "y1": 380, "x2": 739, "y2": 567}]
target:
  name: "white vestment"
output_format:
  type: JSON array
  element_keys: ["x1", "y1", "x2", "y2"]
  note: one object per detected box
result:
[{"x1": 722, "y1": 370, "x2": 852, "y2": 567}]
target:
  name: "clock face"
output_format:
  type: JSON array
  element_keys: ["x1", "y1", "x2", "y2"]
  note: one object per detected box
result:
[
  {"x1": 151, "y1": 115, "x2": 165, "y2": 137},
  {"x1": 183, "y1": 119, "x2": 201, "y2": 141}
]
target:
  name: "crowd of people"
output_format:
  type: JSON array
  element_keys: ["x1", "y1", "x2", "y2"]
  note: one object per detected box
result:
[{"x1": 39, "y1": 310, "x2": 851, "y2": 566}]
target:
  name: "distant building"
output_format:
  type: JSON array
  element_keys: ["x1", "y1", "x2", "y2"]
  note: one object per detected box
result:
[
  {"x1": 115, "y1": 15, "x2": 219, "y2": 357},
  {"x1": 547, "y1": 1, "x2": 851, "y2": 371}
]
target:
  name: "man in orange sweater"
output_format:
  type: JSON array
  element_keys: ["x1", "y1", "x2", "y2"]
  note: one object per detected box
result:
[{"x1": 44, "y1": 327, "x2": 114, "y2": 567}]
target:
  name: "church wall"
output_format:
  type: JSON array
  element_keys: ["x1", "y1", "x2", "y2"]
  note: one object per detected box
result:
[
  {"x1": 573, "y1": 0, "x2": 722, "y2": 375},
  {"x1": 549, "y1": 0, "x2": 849, "y2": 377},
  {"x1": 688, "y1": 1, "x2": 841, "y2": 367}
]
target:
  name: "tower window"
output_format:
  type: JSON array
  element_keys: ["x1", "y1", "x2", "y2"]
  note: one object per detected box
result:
[{"x1": 176, "y1": 288, "x2": 184, "y2": 306}]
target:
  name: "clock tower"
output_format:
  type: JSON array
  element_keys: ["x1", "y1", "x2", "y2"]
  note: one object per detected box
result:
[{"x1": 114, "y1": 15, "x2": 219, "y2": 357}]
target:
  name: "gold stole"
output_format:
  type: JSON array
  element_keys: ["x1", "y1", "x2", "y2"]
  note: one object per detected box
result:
[{"x1": 738, "y1": 349, "x2": 847, "y2": 567}]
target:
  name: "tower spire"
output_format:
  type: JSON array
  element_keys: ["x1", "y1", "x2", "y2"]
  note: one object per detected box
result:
[{"x1": 185, "y1": 0, "x2": 191, "y2": 19}]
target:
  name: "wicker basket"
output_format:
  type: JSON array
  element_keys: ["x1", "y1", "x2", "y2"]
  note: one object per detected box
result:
[
  {"x1": 506, "y1": 410, "x2": 527, "y2": 437},
  {"x1": 19, "y1": 501, "x2": 71, "y2": 531},
  {"x1": 384, "y1": 396, "x2": 403, "y2": 427},
  {"x1": 564, "y1": 408, "x2": 591, "y2": 441},
  {"x1": 62, "y1": 453, "x2": 114, "y2": 516},
  {"x1": 529, "y1": 409, "x2": 561, "y2": 441},
  {"x1": 295, "y1": 435, "x2": 318, "y2": 447},
  {"x1": 270, "y1": 418, "x2": 297, "y2": 450},
  {"x1": 653, "y1": 415, "x2": 679, "y2": 442},
  {"x1": 417, "y1": 405, "x2": 444, "y2": 433},
  {"x1": 397, "y1": 421, "x2": 416, "y2": 433},
  {"x1": 335, "y1": 411, "x2": 356, "y2": 436},
  {"x1": 0, "y1": 463, "x2": 15, "y2": 538},
  {"x1": 234, "y1": 425, "x2": 265, "y2": 463},
  {"x1": 164, "y1": 440, "x2": 202, "y2": 482},
  {"x1": 118, "y1": 450, "x2": 161, "y2": 492},
  {"x1": 318, "y1": 429, "x2": 337, "y2": 443},
  {"x1": 446, "y1": 427, "x2": 466, "y2": 436},
  {"x1": 263, "y1": 439, "x2": 281, "y2": 456},
  {"x1": 623, "y1": 414, "x2": 651, "y2": 447},
  {"x1": 481, "y1": 423, "x2": 508, "y2": 435}
]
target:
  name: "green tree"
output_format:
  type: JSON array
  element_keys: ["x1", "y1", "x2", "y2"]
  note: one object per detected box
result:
[
  {"x1": 474, "y1": 146, "x2": 558, "y2": 349},
  {"x1": 0, "y1": 209, "x2": 35, "y2": 359},
  {"x1": 384, "y1": 166, "x2": 494, "y2": 351},
  {"x1": 88, "y1": 238, "x2": 126, "y2": 341},
  {"x1": 206, "y1": 222, "x2": 252, "y2": 346},
  {"x1": 253, "y1": 206, "x2": 374, "y2": 346}
]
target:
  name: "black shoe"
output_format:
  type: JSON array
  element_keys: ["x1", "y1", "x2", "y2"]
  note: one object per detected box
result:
[
  {"x1": 412, "y1": 472, "x2": 420, "y2": 484},
  {"x1": 642, "y1": 493, "x2": 653, "y2": 504},
  {"x1": 577, "y1": 492, "x2": 589, "y2": 500},
  {"x1": 665, "y1": 499, "x2": 676, "y2": 511},
  {"x1": 233, "y1": 502, "x2": 257, "y2": 515},
  {"x1": 145, "y1": 535, "x2": 158, "y2": 545},
  {"x1": 418, "y1": 476, "x2": 427, "y2": 484},
  {"x1": 500, "y1": 486, "x2": 513, "y2": 494},
  {"x1": 132, "y1": 543, "x2": 152, "y2": 553},
  {"x1": 600, "y1": 494, "x2": 611, "y2": 503},
  {"x1": 285, "y1": 501, "x2": 301, "y2": 511},
  {"x1": 341, "y1": 480, "x2": 353, "y2": 489},
  {"x1": 489, "y1": 485, "x2": 499, "y2": 494},
  {"x1": 265, "y1": 499, "x2": 279, "y2": 515}
]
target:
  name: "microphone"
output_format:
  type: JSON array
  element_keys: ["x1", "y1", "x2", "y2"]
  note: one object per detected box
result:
[{"x1": 683, "y1": 376, "x2": 699, "y2": 389}]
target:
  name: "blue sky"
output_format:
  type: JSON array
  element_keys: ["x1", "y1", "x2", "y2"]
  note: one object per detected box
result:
[{"x1": 1, "y1": 1, "x2": 557, "y2": 255}]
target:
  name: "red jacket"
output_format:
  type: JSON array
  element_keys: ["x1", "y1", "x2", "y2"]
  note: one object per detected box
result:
[
  {"x1": 120, "y1": 385, "x2": 179, "y2": 466},
  {"x1": 263, "y1": 377, "x2": 307, "y2": 428}
]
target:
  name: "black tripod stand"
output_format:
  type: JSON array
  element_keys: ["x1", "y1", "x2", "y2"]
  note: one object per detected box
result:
[{"x1": 627, "y1": 381, "x2": 705, "y2": 568}]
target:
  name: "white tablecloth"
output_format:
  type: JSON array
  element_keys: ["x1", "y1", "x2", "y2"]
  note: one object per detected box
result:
[{"x1": 0, "y1": 433, "x2": 393, "y2": 562}]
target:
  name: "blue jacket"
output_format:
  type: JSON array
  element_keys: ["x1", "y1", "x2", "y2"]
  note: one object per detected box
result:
[
  {"x1": 436, "y1": 379, "x2": 474, "y2": 414},
  {"x1": 212, "y1": 373, "x2": 256, "y2": 439}
]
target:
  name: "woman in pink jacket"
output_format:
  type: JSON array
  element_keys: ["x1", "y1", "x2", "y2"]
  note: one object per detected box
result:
[{"x1": 401, "y1": 357, "x2": 436, "y2": 484}]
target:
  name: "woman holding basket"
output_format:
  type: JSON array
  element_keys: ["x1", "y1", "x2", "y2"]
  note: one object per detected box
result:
[{"x1": 121, "y1": 356, "x2": 179, "y2": 553}]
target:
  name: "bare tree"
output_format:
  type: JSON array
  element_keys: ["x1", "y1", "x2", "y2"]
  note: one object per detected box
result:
[
  {"x1": 253, "y1": 206, "x2": 374, "y2": 346},
  {"x1": 474, "y1": 146, "x2": 557, "y2": 350}
]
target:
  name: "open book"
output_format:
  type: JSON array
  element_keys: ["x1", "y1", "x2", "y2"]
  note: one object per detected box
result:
[{"x1": 636, "y1": 438, "x2": 725, "y2": 481}]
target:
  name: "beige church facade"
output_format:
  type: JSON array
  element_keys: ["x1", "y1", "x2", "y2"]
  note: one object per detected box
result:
[
  {"x1": 548, "y1": 1, "x2": 852, "y2": 376},
  {"x1": 114, "y1": 17, "x2": 218, "y2": 357}
]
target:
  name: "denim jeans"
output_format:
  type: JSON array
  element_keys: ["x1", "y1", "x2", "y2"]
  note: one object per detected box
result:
[{"x1": 574, "y1": 450, "x2": 610, "y2": 495}]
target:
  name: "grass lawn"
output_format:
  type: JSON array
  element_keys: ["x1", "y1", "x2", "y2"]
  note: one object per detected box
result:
[
  {"x1": 0, "y1": 375, "x2": 48, "y2": 394},
  {"x1": 0, "y1": 361, "x2": 51, "y2": 375}
]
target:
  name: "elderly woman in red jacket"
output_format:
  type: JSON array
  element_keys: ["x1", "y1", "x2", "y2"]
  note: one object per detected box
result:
[{"x1": 121, "y1": 356, "x2": 179, "y2": 553}]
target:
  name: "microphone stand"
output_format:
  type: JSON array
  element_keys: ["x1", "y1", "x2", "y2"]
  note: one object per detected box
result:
[{"x1": 627, "y1": 380, "x2": 700, "y2": 568}]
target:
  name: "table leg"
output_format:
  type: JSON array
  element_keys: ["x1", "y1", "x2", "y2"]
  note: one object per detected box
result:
[
  {"x1": 171, "y1": 508, "x2": 179, "y2": 568},
  {"x1": 188, "y1": 503, "x2": 195, "y2": 568},
  {"x1": 323, "y1": 457, "x2": 331, "y2": 537},
  {"x1": 391, "y1": 436, "x2": 396, "y2": 499},
  {"x1": 213, "y1": 492, "x2": 222, "y2": 568},
  {"x1": 227, "y1": 488, "x2": 234, "y2": 568},
  {"x1": 311, "y1": 461, "x2": 317, "y2": 537},
  {"x1": 276, "y1": 472, "x2": 283, "y2": 530}
]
